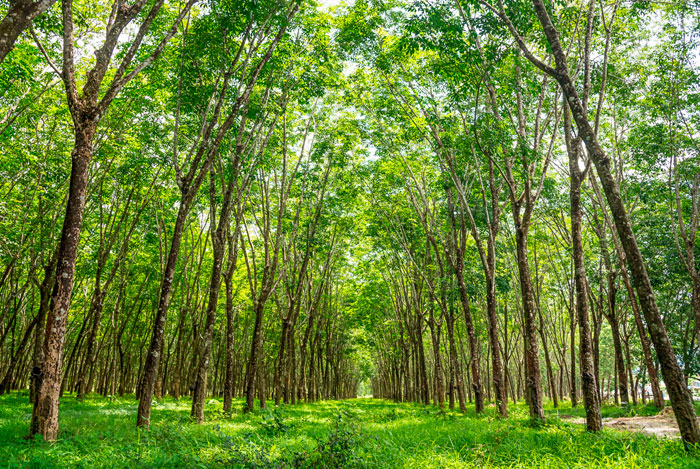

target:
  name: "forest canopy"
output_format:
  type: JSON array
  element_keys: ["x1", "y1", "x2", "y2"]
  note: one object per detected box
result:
[{"x1": 1, "y1": 0, "x2": 700, "y2": 466}]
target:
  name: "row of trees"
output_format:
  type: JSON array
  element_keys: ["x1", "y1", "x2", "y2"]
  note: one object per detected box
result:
[
  {"x1": 0, "y1": 0, "x2": 699, "y2": 450},
  {"x1": 339, "y1": 0, "x2": 700, "y2": 447},
  {"x1": 0, "y1": 0, "x2": 370, "y2": 442}
]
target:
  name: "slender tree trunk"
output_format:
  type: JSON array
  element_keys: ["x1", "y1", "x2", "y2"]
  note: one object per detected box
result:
[
  {"x1": 446, "y1": 312, "x2": 466, "y2": 412},
  {"x1": 137, "y1": 198, "x2": 192, "y2": 427},
  {"x1": 427, "y1": 318, "x2": 444, "y2": 408},
  {"x1": 455, "y1": 269, "x2": 483, "y2": 413},
  {"x1": 514, "y1": 223, "x2": 545, "y2": 422},
  {"x1": 245, "y1": 295, "x2": 267, "y2": 412},
  {"x1": 569, "y1": 310, "x2": 577, "y2": 407},
  {"x1": 0, "y1": 309, "x2": 40, "y2": 393},
  {"x1": 486, "y1": 241, "x2": 507, "y2": 417},
  {"x1": 76, "y1": 289, "x2": 105, "y2": 400},
  {"x1": 223, "y1": 244, "x2": 237, "y2": 413},
  {"x1": 191, "y1": 234, "x2": 225, "y2": 422},
  {"x1": 605, "y1": 277, "x2": 629, "y2": 407},
  {"x1": 538, "y1": 311, "x2": 558, "y2": 407},
  {"x1": 417, "y1": 320, "x2": 429, "y2": 405},
  {"x1": 31, "y1": 258, "x2": 55, "y2": 404},
  {"x1": 564, "y1": 102, "x2": 601, "y2": 431}
]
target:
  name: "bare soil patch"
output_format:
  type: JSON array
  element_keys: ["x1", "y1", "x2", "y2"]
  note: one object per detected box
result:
[{"x1": 565, "y1": 407, "x2": 693, "y2": 439}]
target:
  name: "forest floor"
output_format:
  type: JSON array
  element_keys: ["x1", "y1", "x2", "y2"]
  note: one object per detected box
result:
[
  {"x1": 1, "y1": 392, "x2": 699, "y2": 468},
  {"x1": 564, "y1": 406, "x2": 689, "y2": 439}
]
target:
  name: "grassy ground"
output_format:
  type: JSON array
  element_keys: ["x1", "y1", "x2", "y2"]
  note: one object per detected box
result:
[{"x1": 1, "y1": 392, "x2": 698, "y2": 468}]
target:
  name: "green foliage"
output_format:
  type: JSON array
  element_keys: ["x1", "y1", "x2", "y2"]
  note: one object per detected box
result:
[
  {"x1": 1, "y1": 393, "x2": 698, "y2": 468},
  {"x1": 313, "y1": 410, "x2": 366, "y2": 468},
  {"x1": 259, "y1": 407, "x2": 293, "y2": 436}
]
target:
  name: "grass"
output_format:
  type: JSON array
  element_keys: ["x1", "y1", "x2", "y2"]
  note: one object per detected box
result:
[{"x1": 0, "y1": 391, "x2": 698, "y2": 468}]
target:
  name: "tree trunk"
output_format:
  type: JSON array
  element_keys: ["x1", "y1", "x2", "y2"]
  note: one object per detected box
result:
[
  {"x1": 191, "y1": 232, "x2": 226, "y2": 423},
  {"x1": 137, "y1": 197, "x2": 192, "y2": 427},
  {"x1": 244, "y1": 296, "x2": 267, "y2": 412},
  {"x1": 223, "y1": 243, "x2": 237, "y2": 413},
  {"x1": 446, "y1": 312, "x2": 467, "y2": 413},
  {"x1": 31, "y1": 257, "x2": 55, "y2": 404},
  {"x1": 455, "y1": 268, "x2": 483, "y2": 413},
  {"x1": 524, "y1": 0, "x2": 700, "y2": 444},
  {"x1": 31, "y1": 123, "x2": 96, "y2": 440},
  {"x1": 485, "y1": 241, "x2": 507, "y2": 417},
  {"x1": 605, "y1": 280, "x2": 629, "y2": 408},
  {"x1": 0, "y1": 0, "x2": 56, "y2": 65},
  {"x1": 564, "y1": 102, "x2": 601, "y2": 431},
  {"x1": 514, "y1": 223, "x2": 545, "y2": 422},
  {"x1": 76, "y1": 289, "x2": 105, "y2": 400},
  {"x1": 538, "y1": 311, "x2": 558, "y2": 408}
]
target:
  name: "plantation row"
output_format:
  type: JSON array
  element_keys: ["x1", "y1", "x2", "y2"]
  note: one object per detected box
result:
[{"x1": 0, "y1": 0, "x2": 699, "y2": 454}]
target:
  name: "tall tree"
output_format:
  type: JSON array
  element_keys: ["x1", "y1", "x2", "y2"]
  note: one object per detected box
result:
[{"x1": 31, "y1": 0, "x2": 195, "y2": 440}]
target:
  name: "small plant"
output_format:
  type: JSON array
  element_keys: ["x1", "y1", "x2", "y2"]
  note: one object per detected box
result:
[
  {"x1": 218, "y1": 428, "x2": 304, "y2": 469},
  {"x1": 377, "y1": 408, "x2": 401, "y2": 422},
  {"x1": 313, "y1": 411, "x2": 366, "y2": 468},
  {"x1": 435, "y1": 409, "x2": 456, "y2": 420},
  {"x1": 259, "y1": 407, "x2": 292, "y2": 436}
]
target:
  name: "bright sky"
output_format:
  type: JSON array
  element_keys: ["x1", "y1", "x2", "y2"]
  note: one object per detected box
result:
[{"x1": 318, "y1": 0, "x2": 347, "y2": 12}]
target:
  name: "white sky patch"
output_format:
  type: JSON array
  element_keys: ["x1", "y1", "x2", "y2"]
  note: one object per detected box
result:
[{"x1": 318, "y1": 0, "x2": 348, "y2": 13}]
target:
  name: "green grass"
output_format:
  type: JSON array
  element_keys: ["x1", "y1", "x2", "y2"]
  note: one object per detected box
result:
[{"x1": 0, "y1": 392, "x2": 698, "y2": 468}]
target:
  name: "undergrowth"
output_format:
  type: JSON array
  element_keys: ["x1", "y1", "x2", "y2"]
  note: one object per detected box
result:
[{"x1": 0, "y1": 391, "x2": 697, "y2": 468}]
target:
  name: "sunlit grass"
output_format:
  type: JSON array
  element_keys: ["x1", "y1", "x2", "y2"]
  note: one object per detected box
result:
[{"x1": 0, "y1": 392, "x2": 696, "y2": 467}]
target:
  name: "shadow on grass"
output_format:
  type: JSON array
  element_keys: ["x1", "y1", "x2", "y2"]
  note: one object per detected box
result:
[{"x1": 0, "y1": 392, "x2": 695, "y2": 468}]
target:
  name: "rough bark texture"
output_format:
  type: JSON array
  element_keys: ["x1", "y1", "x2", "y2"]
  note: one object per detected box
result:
[
  {"x1": 564, "y1": 102, "x2": 602, "y2": 431},
  {"x1": 31, "y1": 124, "x2": 95, "y2": 440},
  {"x1": 0, "y1": 0, "x2": 56, "y2": 65}
]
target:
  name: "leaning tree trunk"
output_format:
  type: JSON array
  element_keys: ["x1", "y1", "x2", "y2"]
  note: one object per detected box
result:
[
  {"x1": 526, "y1": 0, "x2": 700, "y2": 444},
  {"x1": 0, "y1": 310, "x2": 40, "y2": 394},
  {"x1": 31, "y1": 122, "x2": 96, "y2": 440},
  {"x1": 30, "y1": 257, "x2": 55, "y2": 404},
  {"x1": 191, "y1": 231, "x2": 226, "y2": 423},
  {"x1": 137, "y1": 197, "x2": 192, "y2": 427}
]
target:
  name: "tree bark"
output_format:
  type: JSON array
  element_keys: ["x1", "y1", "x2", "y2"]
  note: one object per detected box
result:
[
  {"x1": 563, "y1": 100, "x2": 602, "y2": 431},
  {"x1": 0, "y1": 0, "x2": 56, "y2": 65},
  {"x1": 31, "y1": 125, "x2": 95, "y2": 440},
  {"x1": 514, "y1": 222, "x2": 546, "y2": 422}
]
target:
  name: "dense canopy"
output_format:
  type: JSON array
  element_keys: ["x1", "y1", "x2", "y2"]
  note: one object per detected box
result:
[{"x1": 1, "y1": 0, "x2": 700, "y2": 465}]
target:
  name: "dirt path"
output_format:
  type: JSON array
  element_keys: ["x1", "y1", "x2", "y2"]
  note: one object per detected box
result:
[{"x1": 563, "y1": 407, "x2": 688, "y2": 439}]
